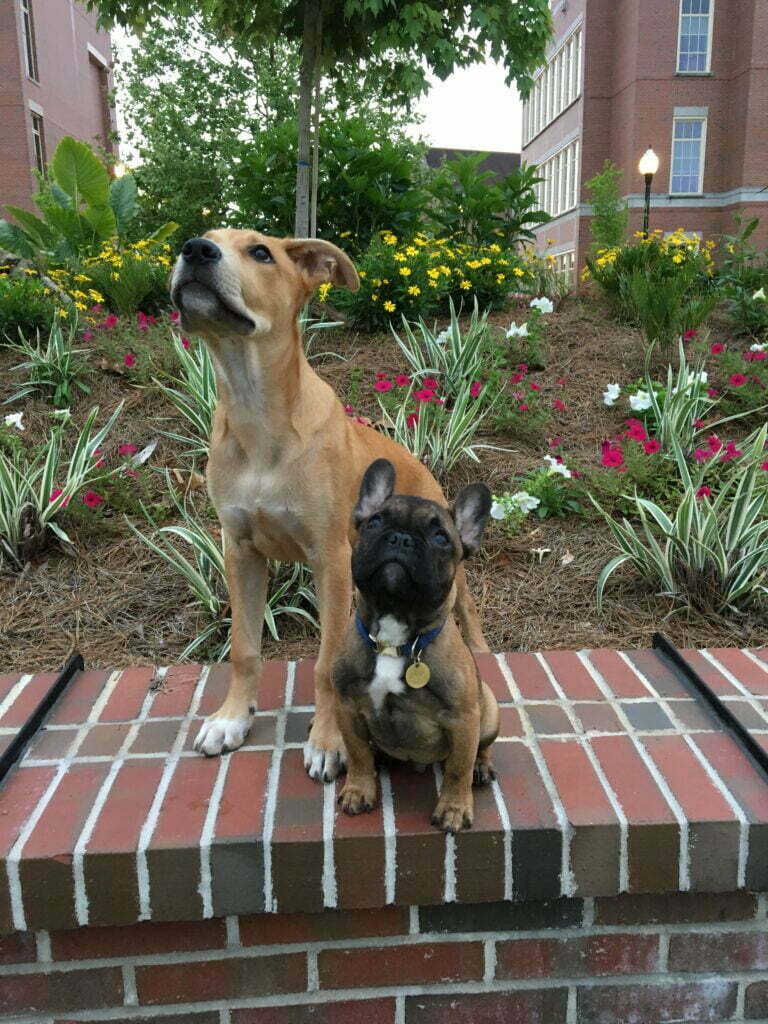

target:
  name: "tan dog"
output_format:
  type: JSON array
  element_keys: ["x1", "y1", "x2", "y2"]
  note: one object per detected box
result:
[
  {"x1": 170, "y1": 229, "x2": 487, "y2": 780},
  {"x1": 333, "y1": 459, "x2": 499, "y2": 831}
]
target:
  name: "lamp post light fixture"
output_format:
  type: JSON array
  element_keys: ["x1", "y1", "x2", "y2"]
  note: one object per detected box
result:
[{"x1": 638, "y1": 147, "x2": 660, "y2": 239}]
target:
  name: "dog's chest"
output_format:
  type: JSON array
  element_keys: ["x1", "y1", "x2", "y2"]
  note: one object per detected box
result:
[
  {"x1": 367, "y1": 616, "x2": 408, "y2": 711},
  {"x1": 212, "y1": 464, "x2": 309, "y2": 558}
]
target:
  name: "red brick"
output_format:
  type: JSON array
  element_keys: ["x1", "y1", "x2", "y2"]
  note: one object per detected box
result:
[
  {"x1": 45, "y1": 670, "x2": 112, "y2": 726},
  {"x1": 497, "y1": 932, "x2": 659, "y2": 979},
  {"x1": 594, "y1": 891, "x2": 758, "y2": 925},
  {"x1": 55, "y1": 1017, "x2": 219, "y2": 1024},
  {"x1": 51, "y1": 918, "x2": 227, "y2": 961},
  {"x1": 76, "y1": 722, "x2": 132, "y2": 757},
  {"x1": 573, "y1": 702, "x2": 622, "y2": 733},
  {"x1": 0, "y1": 672, "x2": 21, "y2": 702},
  {"x1": 498, "y1": 706, "x2": 523, "y2": 737},
  {"x1": 136, "y1": 953, "x2": 307, "y2": 1004},
  {"x1": 504, "y1": 652, "x2": 557, "y2": 698},
  {"x1": 670, "y1": 931, "x2": 768, "y2": 972},
  {"x1": 472, "y1": 652, "x2": 510, "y2": 699},
  {"x1": 26, "y1": 727, "x2": 78, "y2": 758},
  {"x1": 455, "y1": 777, "x2": 506, "y2": 903},
  {"x1": 586, "y1": 650, "x2": 650, "y2": 698},
  {"x1": 0, "y1": 966, "x2": 123, "y2": 1014},
  {"x1": 240, "y1": 907, "x2": 409, "y2": 946},
  {"x1": 405, "y1": 989, "x2": 569, "y2": 1024},
  {"x1": 623, "y1": 649, "x2": 690, "y2": 698},
  {"x1": 542, "y1": 650, "x2": 604, "y2": 699},
  {"x1": 745, "y1": 980, "x2": 768, "y2": 1019},
  {"x1": 332, "y1": 781, "x2": 387, "y2": 908},
  {"x1": 0, "y1": 931, "x2": 36, "y2": 964},
  {"x1": 293, "y1": 659, "x2": 315, "y2": 705},
  {"x1": 539, "y1": 738, "x2": 620, "y2": 895},
  {"x1": 318, "y1": 941, "x2": 483, "y2": 989},
  {"x1": 577, "y1": 980, "x2": 737, "y2": 1023},
  {"x1": 129, "y1": 719, "x2": 182, "y2": 754},
  {"x1": 527, "y1": 705, "x2": 573, "y2": 734},
  {"x1": 711, "y1": 649, "x2": 768, "y2": 694},
  {"x1": 389, "y1": 762, "x2": 444, "y2": 906},
  {"x1": 232, "y1": 1002, "x2": 396, "y2": 1024},
  {"x1": 98, "y1": 666, "x2": 156, "y2": 721},
  {"x1": 260, "y1": 659, "x2": 289, "y2": 710},
  {"x1": 680, "y1": 649, "x2": 742, "y2": 695},
  {"x1": 272, "y1": 749, "x2": 325, "y2": 913},
  {"x1": 0, "y1": 766, "x2": 57, "y2": 930},
  {"x1": 149, "y1": 663, "x2": 204, "y2": 717},
  {"x1": 197, "y1": 662, "x2": 233, "y2": 716},
  {"x1": 0, "y1": 673, "x2": 57, "y2": 727}
]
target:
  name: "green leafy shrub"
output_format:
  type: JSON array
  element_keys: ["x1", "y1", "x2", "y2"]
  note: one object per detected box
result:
[
  {"x1": 4, "y1": 315, "x2": 90, "y2": 407},
  {"x1": 491, "y1": 456, "x2": 583, "y2": 536},
  {"x1": 585, "y1": 160, "x2": 629, "y2": 250},
  {"x1": 154, "y1": 334, "x2": 217, "y2": 460},
  {"x1": 717, "y1": 215, "x2": 768, "y2": 339},
  {"x1": 0, "y1": 272, "x2": 57, "y2": 339}
]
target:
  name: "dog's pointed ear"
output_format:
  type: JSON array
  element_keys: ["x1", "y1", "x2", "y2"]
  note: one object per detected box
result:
[
  {"x1": 283, "y1": 237, "x2": 360, "y2": 292},
  {"x1": 353, "y1": 459, "x2": 395, "y2": 527},
  {"x1": 452, "y1": 483, "x2": 492, "y2": 558}
]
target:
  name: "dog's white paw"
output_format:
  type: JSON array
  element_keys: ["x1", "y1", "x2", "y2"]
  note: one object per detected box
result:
[
  {"x1": 303, "y1": 740, "x2": 346, "y2": 783},
  {"x1": 194, "y1": 713, "x2": 252, "y2": 756}
]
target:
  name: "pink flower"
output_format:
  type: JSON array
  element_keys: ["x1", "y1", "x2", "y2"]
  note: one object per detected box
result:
[
  {"x1": 601, "y1": 447, "x2": 625, "y2": 468},
  {"x1": 707, "y1": 388, "x2": 720, "y2": 399},
  {"x1": 730, "y1": 373, "x2": 748, "y2": 387},
  {"x1": 123, "y1": 468, "x2": 138, "y2": 479},
  {"x1": 395, "y1": 374, "x2": 410, "y2": 387},
  {"x1": 643, "y1": 439, "x2": 661, "y2": 454},
  {"x1": 469, "y1": 381, "x2": 483, "y2": 398},
  {"x1": 720, "y1": 440, "x2": 742, "y2": 462},
  {"x1": 753, "y1": 350, "x2": 767, "y2": 362},
  {"x1": 49, "y1": 488, "x2": 70, "y2": 508},
  {"x1": 423, "y1": 378, "x2": 439, "y2": 390},
  {"x1": 374, "y1": 379, "x2": 393, "y2": 393},
  {"x1": 694, "y1": 448, "x2": 713, "y2": 463},
  {"x1": 552, "y1": 399, "x2": 566, "y2": 412},
  {"x1": 761, "y1": 461, "x2": 768, "y2": 471},
  {"x1": 90, "y1": 303, "x2": 103, "y2": 314},
  {"x1": 509, "y1": 373, "x2": 524, "y2": 385},
  {"x1": 123, "y1": 353, "x2": 136, "y2": 368},
  {"x1": 375, "y1": 371, "x2": 388, "y2": 380},
  {"x1": 744, "y1": 351, "x2": 756, "y2": 363},
  {"x1": 344, "y1": 404, "x2": 354, "y2": 414},
  {"x1": 406, "y1": 412, "x2": 419, "y2": 428},
  {"x1": 556, "y1": 377, "x2": 567, "y2": 388},
  {"x1": 529, "y1": 382, "x2": 541, "y2": 392},
  {"x1": 82, "y1": 331, "x2": 94, "y2": 342},
  {"x1": 92, "y1": 448, "x2": 106, "y2": 469},
  {"x1": 518, "y1": 403, "x2": 529, "y2": 412},
  {"x1": 707, "y1": 435, "x2": 722, "y2": 453},
  {"x1": 710, "y1": 343, "x2": 725, "y2": 355},
  {"x1": 683, "y1": 329, "x2": 697, "y2": 341},
  {"x1": 83, "y1": 491, "x2": 104, "y2": 509},
  {"x1": 181, "y1": 337, "x2": 191, "y2": 350},
  {"x1": 624, "y1": 419, "x2": 647, "y2": 443},
  {"x1": 118, "y1": 443, "x2": 138, "y2": 457},
  {"x1": 103, "y1": 313, "x2": 118, "y2": 329},
  {"x1": 694, "y1": 419, "x2": 705, "y2": 429},
  {"x1": 696, "y1": 486, "x2": 712, "y2": 499},
  {"x1": 517, "y1": 364, "x2": 529, "y2": 374},
  {"x1": 414, "y1": 388, "x2": 435, "y2": 403},
  {"x1": 169, "y1": 311, "x2": 180, "y2": 323},
  {"x1": 549, "y1": 436, "x2": 563, "y2": 447}
]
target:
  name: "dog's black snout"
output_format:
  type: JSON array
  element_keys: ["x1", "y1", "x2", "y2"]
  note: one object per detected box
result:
[
  {"x1": 181, "y1": 237, "x2": 222, "y2": 265},
  {"x1": 387, "y1": 530, "x2": 415, "y2": 551}
]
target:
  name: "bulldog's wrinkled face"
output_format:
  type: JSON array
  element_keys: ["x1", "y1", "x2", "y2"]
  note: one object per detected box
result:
[
  {"x1": 351, "y1": 459, "x2": 491, "y2": 620},
  {"x1": 170, "y1": 228, "x2": 359, "y2": 339}
]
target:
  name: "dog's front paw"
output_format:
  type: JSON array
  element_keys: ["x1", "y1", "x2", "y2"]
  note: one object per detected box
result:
[
  {"x1": 194, "y1": 707, "x2": 253, "y2": 756},
  {"x1": 338, "y1": 776, "x2": 378, "y2": 815},
  {"x1": 432, "y1": 796, "x2": 473, "y2": 833},
  {"x1": 473, "y1": 754, "x2": 497, "y2": 787},
  {"x1": 304, "y1": 718, "x2": 347, "y2": 783}
]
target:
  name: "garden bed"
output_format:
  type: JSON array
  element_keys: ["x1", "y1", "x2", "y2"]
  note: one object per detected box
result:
[{"x1": 1, "y1": 293, "x2": 765, "y2": 676}]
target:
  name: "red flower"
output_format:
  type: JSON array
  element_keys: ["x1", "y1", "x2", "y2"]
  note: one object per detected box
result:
[
  {"x1": 753, "y1": 350, "x2": 767, "y2": 362},
  {"x1": 374, "y1": 379, "x2": 393, "y2": 393},
  {"x1": 423, "y1": 377, "x2": 439, "y2": 390},
  {"x1": 710, "y1": 343, "x2": 725, "y2": 355},
  {"x1": 469, "y1": 381, "x2": 483, "y2": 398},
  {"x1": 375, "y1": 371, "x2": 388, "y2": 379},
  {"x1": 683, "y1": 330, "x2": 697, "y2": 341},
  {"x1": 414, "y1": 388, "x2": 435, "y2": 403},
  {"x1": 707, "y1": 435, "x2": 722, "y2": 453},
  {"x1": 696, "y1": 485, "x2": 712, "y2": 499},
  {"x1": 556, "y1": 377, "x2": 567, "y2": 388},
  {"x1": 694, "y1": 419, "x2": 705, "y2": 429},
  {"x1": 729, "y1": 373, "x2": 747, "y2": 387},
  {"x1": 169, "y1": 311, "x2": 180, "y2": 323},
  {"x1": 529, "y1": 382, "x2": 541, "y2": 392},
  {"x1": 83, "y1": 491, "x2": 104, "y2": 509},
  {"x1": 624, "y1": 419, "x2": 647, "y2": 443},
  {"x1": 720, "y1": 440, "x2": 742, "y2": 462},
  {"x1": 517, "y1": 364, "x2": 529, "y2": 374},
  {"x1": 518, "y1": 403, "x2": 529, "y2": 412},
  {"x1": 406, "y1": 412, "x2": 419, "y2": 428},
  {"x1": 552, "y1": 399, "x2": 566, "y2": 412},
  {"x1": 82, "y1": 331, "x2": 94, "y2": 342},
  {"x1": 123, "y1": 353, "x2": 136, "y2": 368},
  {"x1": 549, "y1": 436, "x2": 563, "y2": 447},
  {"x1": 103, "y1": 313, "x2": 118, "y2": 329},
  {"x1": 601, "y1": 447, "x2": 624, "y2": 468},
  {"x1": 395, "y1": 374, "x2": 410, "y2": 387},
  {"x1": 694, "y1": 448, "x2": 713, "y2": 463},
  {"x1": 123, "y1": 468, "x2": 138, "y2": 479},
  {"x1": 181, "y1": 337, "x2": 191, "y2": 350},
  {"x1": 509, "y1": 373, "x2": 524, "y2": 384},
  {"x1": 92, "y1": 448, "x2": 106, "y2": 469},
  {"x1": 49, "y1": 488, "x2": 70, "y2": 508},
  {"x1": 761, "y1": 461, "x2": 768, "y2": 471},
  {"x1": 744, "y1": 352, "x2": 756, "y2": 363},
  {"x1": 118, "y1": 443, "x2": 138, "y2": 457},
  {"x1": 344, "y1": 404, "x2": 354, "y2": 414},
  {"x1": 707, "y1": 388, "x2": 719, "y2": 399},
  {"x1": 643, "y1": 439, "x2": 661, "y2": 454}
]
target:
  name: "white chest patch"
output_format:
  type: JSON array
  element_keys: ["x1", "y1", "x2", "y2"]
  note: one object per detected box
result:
[{"x1": 368, "y1": 616, "x2": 409, "y2": 712}]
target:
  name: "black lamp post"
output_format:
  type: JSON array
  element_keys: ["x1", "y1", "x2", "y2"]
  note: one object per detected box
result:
[{"x1": 639, "y1": 147, "x2": 660, "y2": 239}]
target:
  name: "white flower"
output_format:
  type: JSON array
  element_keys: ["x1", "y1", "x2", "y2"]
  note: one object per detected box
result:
[
  {"x1": 603, "y1": 383, "x2": 621, "y2": 406},
  {"x1": 753, "y1": 288, "x2": 766, "y2": 301},
  {"x1": 490, "y1": 500, "x2": 507, "y2": 520},
  {"x1": 511, "y1": 491, "x2": 541, "y2": 513},
  {"x1": 52, "y1": 408, "x2": 71, "y2": 418},
  {"x1": 692, "y1": 370, "x2": 708, "y2": 385},
  {"x1": 530, "y1": 296, "x2": 554, "y2": 314},
  {"x1": 629, "y1": 389, "x2": 653, "y2": 412},
  {"x1": 750, "y1": 342, "x2": 767, "y2": 352},
  {"x1": 435, "y1": 329, "x2": 451, "y2": 346},
  {"x1": 4, "y1": 412, "x2": 24, "y2": 431},
  {"x1": 506, "y1": 321, "x2": 529, "y2": 338},
  {"x1": 543, "y1": 454, "x2": 572, "y2": 479}
]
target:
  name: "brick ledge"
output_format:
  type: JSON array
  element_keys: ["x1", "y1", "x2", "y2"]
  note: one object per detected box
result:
[{"x1": 1, "y1": 647, "x2": 768, "y2": 934}]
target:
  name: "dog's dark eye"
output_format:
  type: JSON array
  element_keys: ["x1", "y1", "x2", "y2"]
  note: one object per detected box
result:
[
  {"x1": 249, "y1": 244, "x2": 274, "y2": 263},
  {"x1": 433, "y1": 530, "x2": 450, "y2": 546},
  {"x1": 366, "y1": 514, "x2": 382, "y2": 530}
]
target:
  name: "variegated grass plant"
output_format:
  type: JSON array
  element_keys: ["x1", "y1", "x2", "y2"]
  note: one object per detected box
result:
[
  {"x1": 4, "y1": 316, "x2": 90, "y2": 408},
  {"x1": 129, "y1": 472, "x2": 318, "y2": 660},
  {"x1": 594, "y1": 424, "x2": 768, "y2": 615},
  {"x1": 0, "y1": 403, "x2": 123, "y2": 568}
]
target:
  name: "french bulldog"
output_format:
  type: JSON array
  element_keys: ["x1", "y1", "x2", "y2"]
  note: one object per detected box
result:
[{"x1": 332, "y1": 458, "x2": 500, "y2": 833}]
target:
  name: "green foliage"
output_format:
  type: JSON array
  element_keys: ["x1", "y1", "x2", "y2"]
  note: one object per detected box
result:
[
  {"x1": 425, "y1": 155, "x2": 549, "y2": 247},
  {"x1": 153, "y1": 336, "x2": 217, "y2": 460},
  {"x1": 627, "y1": 268, "x2": 718, "y2": 353},
  {"x1": 4, "y1": 315, "x2": 90, "y2": 407},
  {"x1": 0, "y1": 273, "x2": 58, "y2": 339},
  {"x1": 585, "y1": 161, "x2": 628, "y2": 250},
  {"x1": 81, "y1": 239, "x2": 175, "y2": 316},
  {"x1": 717, "y1": 215, "x2": 768, "y2": 339}
]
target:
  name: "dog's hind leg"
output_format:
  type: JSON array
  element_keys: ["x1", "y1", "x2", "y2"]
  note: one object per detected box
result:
[
  {"x1": 195, "y1": 542, "x2": 268, "y2": 756},
  {"x1": 454, "y1": 564, "x2": 489, "y2": 653}
]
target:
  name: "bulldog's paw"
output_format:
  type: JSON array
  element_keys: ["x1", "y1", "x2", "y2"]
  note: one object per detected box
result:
[
  {"x1": 432, "y1": 796, "x2": 473, "y2": 833},
  {"x1": 338, "y1": 776, "x2": 378, "y2": 815},
  {"x1": 194, "y1": 707, "x2": 253, "y2": 756},
  {"x1": 473, "y1": 755, "x2": 497, "y2": 787},
  {"x1": 304, "y1": 719, "x2": 347, "y2": 782}
]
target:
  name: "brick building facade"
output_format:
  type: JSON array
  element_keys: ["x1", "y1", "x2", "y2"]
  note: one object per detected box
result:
[
  {"x1": 522, "y1": 0, "x2": 768, "y2": 272},
  {"x1": 0, "y1": 0, "x2": 115, "y2": 213}
]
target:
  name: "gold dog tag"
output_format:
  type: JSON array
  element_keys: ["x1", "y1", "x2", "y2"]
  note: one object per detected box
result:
[{"x1": 405, "y1": 661, "x2": 431, "y2": 689}]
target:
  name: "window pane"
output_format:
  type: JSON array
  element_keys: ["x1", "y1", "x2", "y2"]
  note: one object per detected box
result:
[
  {"x1": 678, "y1": 0, "x2": 711, "y2": 71},
  {"x1": 671, "y1": 119, "x2": 704, "y2": 193}
]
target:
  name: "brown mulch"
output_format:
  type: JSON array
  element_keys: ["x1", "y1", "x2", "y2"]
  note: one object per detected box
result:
[{"x1": 1, "y1": 297, "x2": 766, "y2": 674}]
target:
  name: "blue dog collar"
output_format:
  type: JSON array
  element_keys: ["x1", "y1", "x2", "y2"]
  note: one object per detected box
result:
[{"x1": 355, "y1": 612, "x2": 444, "y2": 658}]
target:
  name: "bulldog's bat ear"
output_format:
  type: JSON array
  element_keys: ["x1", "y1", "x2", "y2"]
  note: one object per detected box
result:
[
  {"x1": 452, "y1": 483, "x2": 492, "y2": 558},
  {"x1": 283, "y1": 237, "x2": 360, "y2": 292},
  {"x1": 354, "y1": 459, "x2": 395, "y2": 527}
]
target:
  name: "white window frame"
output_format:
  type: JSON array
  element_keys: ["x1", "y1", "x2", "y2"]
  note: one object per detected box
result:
[
  {"x1": 20, "y1": 0, "x2": 39, "y2": 82},
  {"x1": 525, "y1": 25, "x2": 582, "y2": 145},
  {"x1": 676, "y1": 0, "x2": 714, "y2": 74},
  {"x1": 669, "y1": 114, "x2": 708, "y2": 196}
]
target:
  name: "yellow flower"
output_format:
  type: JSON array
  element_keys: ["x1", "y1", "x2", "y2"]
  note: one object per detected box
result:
[
  {"x1": 496, "y1": 273, "x2": 505, "y2": 283},
  {"x1": 74, "y1": 274, "x2": 89, "y2": 283},
  {"x1": 394, "y1": 252, "x2": 407, "y2": 262},
  {"x1": 317, "y1": 282, "x2": 332, "y2": 302},
  {"x1": 89, "y1": 290, "x2": 104, "y2": 302},
  {"x1": 382, "y1": 233, "x2": 397, "y2": 246},
  {"x1": 373, "y1": 278, "x2": 382, "y2": 287},
  {"x1": 428, "y1": 280, "x2": 438, "y2": 288},
  {"x1": 459, "y1": 279, "x2": 471, "y2": 290},
  {"x1": 407, "y1": 285, "x2": 421, "y2": 296},
  {"x1": 414, "y1": 237, "x2": 427, "y2": 247},
  {"x1": 399, "y1": 267, "x2": 412, "y2": 277},
  {"x1": 405, "y1": 246, "x2": 418, "y2": 257},
  {"x1": 74, "y1": 301, "x2": 87, "y2": 311},
  {"x1": 338, "y1": 230, "x2": 352, "y2": 238},
  {"x1": 371, "y1": 293, "x2": 379, "y2": 301},
  {"x1": 58, "y1": 308, "x2": 69, "y2": 318},
  {"x1": 466, "y1": 260, "x2": 482, "y2": 270},
  {"x1": 427, "y1": 268, "x2": 440, "y2": 280},
  {"x1": 489, "y1": 244, "x2": 501, "y2": 253},
  {"x1": 383, "y1": 300, "x2": 396, "y2": 312},
  {"x1": 22, "y1": 268, "x2": 37, "y2": 276},
  {"x1": 513, "y1": 267, "x2": 525, "y2": 278},
  {"x1": 358, "y1": 270, "x2": 366, "y2": 278}
]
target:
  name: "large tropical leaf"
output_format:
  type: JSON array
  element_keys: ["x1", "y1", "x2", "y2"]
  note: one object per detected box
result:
[
  {"x1": 52, "y1": 137, "x2": 109, "y2": 207},
  {"x1": 81, "y1": 203, "x2": 117, "y2": 240},
  {"x1": 0, "y1": 219, "x2": 35, "y2": 259},
  {"x1": 3, "y1": 206, "x2": 55, "y2": 248},
  {"x1": 109, "y1": 174, "x2": 138, "y2": 236}
]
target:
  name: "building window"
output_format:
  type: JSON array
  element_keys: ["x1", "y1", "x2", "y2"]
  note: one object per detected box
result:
[
  {"x1": 536, "y1": 138, "x2": 580, "y2": 218},
  {"x1": 21, "y1": 0, "x2": 39, "y2": 81},
  {"x1": 553, "y1": 250, "x2": 575, "y2": 284},
  {"x1": 670, "y1": 117, "x2": 706, "y2": 194},
  {"x1": 30, "y1": 112, "x2": 46, "y2": 174},
  {"x1": 523, "y1": 27, "x2": 582, "y2": 145},
  {"x1": 677, "y1": 0, "x2": 713, "y2": 73}
]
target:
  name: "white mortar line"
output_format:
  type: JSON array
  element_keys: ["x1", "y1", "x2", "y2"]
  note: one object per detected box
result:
[
  {"x1": 380, "y1": 766, "x2": 397, "y2": 905},
  {"x1": 35, "y1": 931, "x2": 51, "y2": 963},
  {"x1": 658, "y1": 933, "x2": 670, "y2": 972},
  {"x1": 261, "y1": 660, "x2": 295, "y2": 914},
  {"x1": 121, "y1": 964, "x2": 138, "y2": 1006},
  {"x1": 490, "y1": 777, "x2": 513, "y2": 901},
  {"x1": 433, "y1": 763, "x2": 456, "y2": 903},
  {"x1": 306, "y1": 949, "x2": 319, "y2": 992},
  {"x1": 198, "y1": 752, "x2": 231, "y2": 919},
  {"x1": 0, "y1": 672, "x2": 32, "y2": 720},
  {"x1": 735, "y1": 979, "x2": 746, "y2": 1019},
  {"x1": 322, "y1": 776, "x2": 338, "y2": 909},
  {"x1": 220, "y1": 1010, "x2": 232, "y2": 1024},
  {"x1": 225, "y1": 915, "x2": 241, "y2": 947},
  {"x1": 394, "y1": 994, "x2": 406, "y2": 1024},
  {"x1": 758, "y1": 894, "x2": 768, "y2": 920},
  {"x1": 740, "y1": 648, "x2": 768, "y2": 688},
  {"x1": 483, "y1": 938, "x2": 497, "y2": 984},
  {"x1": 408, "y1": 906, "x2": 419, "y2": 935},
  {"x1": 136, "y1": 666, "x2": 209, "y2": 921},
  {"x1": 566, "y1": 986, "x2": 578, "y2": 1024},
  {"x1": 578, "y1": 651, "x2": 691, "y2": 891},
  {"x1": 582, "y1": 897, "x2": 595, "y2": 927},
  {"x1": 495, "y1": 653, "x2": 574, "y2": 896}
]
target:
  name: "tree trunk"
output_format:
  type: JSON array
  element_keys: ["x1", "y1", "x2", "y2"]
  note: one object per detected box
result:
[
  {"x1": 310, "y1": 50, "x2": 322, "y2": 238},
  {"x1": 295, "y1": 0, "x2": 322, "y2": 237}
]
